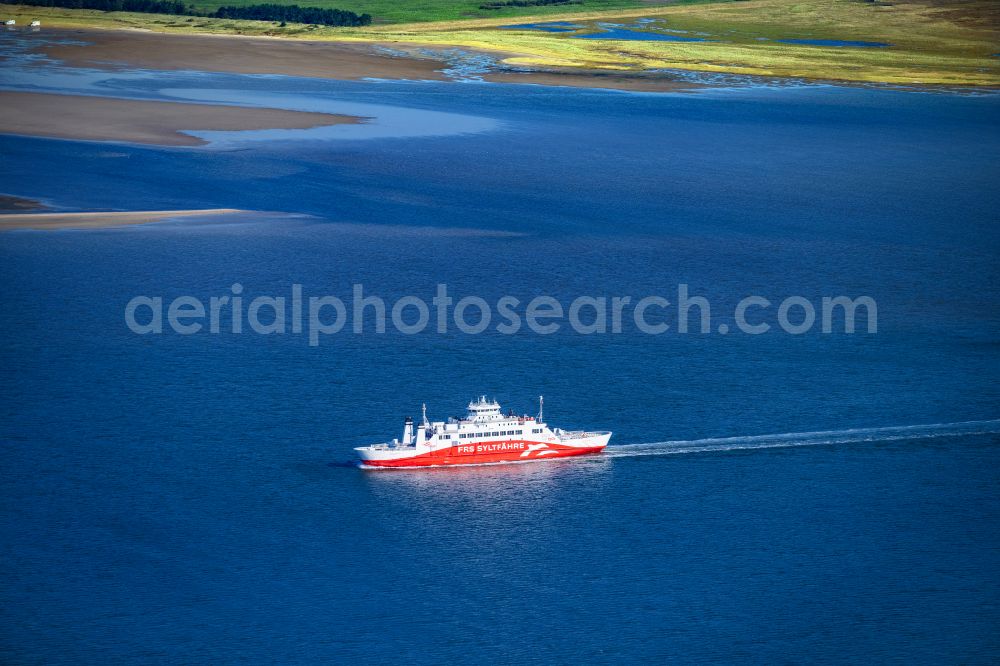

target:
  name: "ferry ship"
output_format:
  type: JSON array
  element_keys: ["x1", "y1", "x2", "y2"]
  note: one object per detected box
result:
[{"x1": 355, "y1": 396, "x2": 611, "y2": 468}]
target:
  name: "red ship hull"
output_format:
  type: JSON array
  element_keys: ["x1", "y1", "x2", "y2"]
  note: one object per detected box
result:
[{"x1": 360, "y1": 439, "x2": 607, "y2": 468}]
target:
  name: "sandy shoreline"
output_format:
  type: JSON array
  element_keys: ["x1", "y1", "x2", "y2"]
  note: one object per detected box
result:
[
  {"x1": 0, "y1": 209, "x2": 247, "y2": 230},
  {"x1": 18, "y1": 27, "x2": 692, "y2": 92},
  {"x1": 485, "y1": 68, "x2": 692, "y2": 92},
  {"x1": 27, "y1": 29, "x2": 453, "y2": 82},
  {"x1": 0, "y1": 91, "x2": 362, "y2": 146}
]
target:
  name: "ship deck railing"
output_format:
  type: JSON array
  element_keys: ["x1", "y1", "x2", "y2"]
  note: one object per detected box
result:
[
  {"x1": 556, "y1": 430, "x2": 610, "y2": 440},
  {"x1": 358, "y1": 442, "x2": 417, "y2": 451}
]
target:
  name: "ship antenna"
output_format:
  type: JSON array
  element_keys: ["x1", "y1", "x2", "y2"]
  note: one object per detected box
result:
[
  {"x1": 422, "y1": 403, "x2": 428, "y2": 427},
  {"x1": 538, "y1": 395, "x2": 543, "y2": 423}
]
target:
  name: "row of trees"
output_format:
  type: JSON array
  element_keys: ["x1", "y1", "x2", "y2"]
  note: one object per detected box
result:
[
  {"x1": 0, "y1": 0, "x2": 372, "y2": 25},
  {"x1": 213, "y1": 3, "x2": 370, "y2": 25},
  {"x1": 479, "y1": 0, "x2": 581, "y2": 9}
]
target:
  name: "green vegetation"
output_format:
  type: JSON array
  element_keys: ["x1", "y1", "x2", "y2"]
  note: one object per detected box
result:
[
  {"x1": 340, "y1": 0, "x2": 999, "y2": 86},
  {"x1": 0, "y1": 0, "x2": 721, "y2": 25},
  {"x1": 0, "y1": 0, "x2": 370, "y2": 24},
  {"x1": 212, "y1": 3, "x2": 369, "y2": 25},
  {"x1": 3, "y1": 1, "x2": 998, "y2": 86},
  {"x1": 182, "y1": 0, "x2": 660, "y2": 24},
  {"x1": 480, "y1": 0, "x2": 583, "y2": 11}
]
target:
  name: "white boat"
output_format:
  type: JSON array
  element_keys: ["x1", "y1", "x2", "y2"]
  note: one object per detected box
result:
[{"x1": 355, "y1": 396, "x2": 611, "y2": 468}]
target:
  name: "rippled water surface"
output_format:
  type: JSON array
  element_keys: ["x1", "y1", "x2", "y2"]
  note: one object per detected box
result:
[{"x1": 1, "y1": 36, "x2": 999, "y2": 663}]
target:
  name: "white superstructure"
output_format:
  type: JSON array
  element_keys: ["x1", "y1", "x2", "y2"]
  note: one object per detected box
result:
[{"x1": 355, "y1": 396, "x2": 612, "y2": 467}]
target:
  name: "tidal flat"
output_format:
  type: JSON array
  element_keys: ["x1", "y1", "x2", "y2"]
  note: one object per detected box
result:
[
  {"x1": 0, "y1": 91, "x2": 362, "y2": 146},
  {"x1": 4, "y1": 0, "x2": 998, "y2": 86}
]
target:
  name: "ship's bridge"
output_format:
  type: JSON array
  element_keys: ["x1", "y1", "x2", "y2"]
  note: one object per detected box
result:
[{"x1": 466, "y1": 396, "x2": 502, "y2": 422}]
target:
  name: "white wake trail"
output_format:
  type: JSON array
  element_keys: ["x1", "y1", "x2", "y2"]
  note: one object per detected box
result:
[{"x1": 604, "y1": 419, "x2": 1000, "y2": 459}]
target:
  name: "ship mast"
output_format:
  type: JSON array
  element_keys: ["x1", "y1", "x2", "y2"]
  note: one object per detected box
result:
[{"x1": 538, "y1": 395, "x2": 543, "y2": 423}]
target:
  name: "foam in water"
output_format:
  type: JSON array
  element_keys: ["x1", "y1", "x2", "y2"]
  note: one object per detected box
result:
[
  {"x1": 354, "y1": 420, "x2": 1000, "y2": 469},
  {"x1": 605, "y1": 419, "x2": 1000, "y2": 459}
]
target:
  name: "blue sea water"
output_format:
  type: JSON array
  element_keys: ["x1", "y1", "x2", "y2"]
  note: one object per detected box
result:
[
  {"x1": 502, "y1": 20, "x2": 708, "y2": 41},
  {"x1": 1, "y1": 44, "x2": 1000, "y2": 663},
  {"x1": 501, "y1": 21, "x2": 582, "y2": 32},
  {"x1": 574, "y1": 27, "x2": 707, "y2": 42}
]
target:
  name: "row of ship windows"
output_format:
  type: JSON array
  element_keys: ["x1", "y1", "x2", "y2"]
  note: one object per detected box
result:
[{"x1": 440, "y1": 428, "x2": 544, "y2": 440}]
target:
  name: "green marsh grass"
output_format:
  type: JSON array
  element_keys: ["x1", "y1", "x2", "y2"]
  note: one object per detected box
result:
[{"x1": 3, "y1": 0, "x2": 997, "y2": 85}]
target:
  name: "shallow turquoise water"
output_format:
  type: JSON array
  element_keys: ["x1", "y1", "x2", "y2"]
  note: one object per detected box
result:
[
  {"x1": 1, "y1": 42, "x2": 999, "y2": 663},
  {"x1": 574, "y1": 27, "x2": 706, "y2": 41},
  {"x1": 500, "y1": 21, "x2": 581, "y2": 32},
  {"x1": 502, "y1": 20, "x2": 708, "y2": 41}
]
